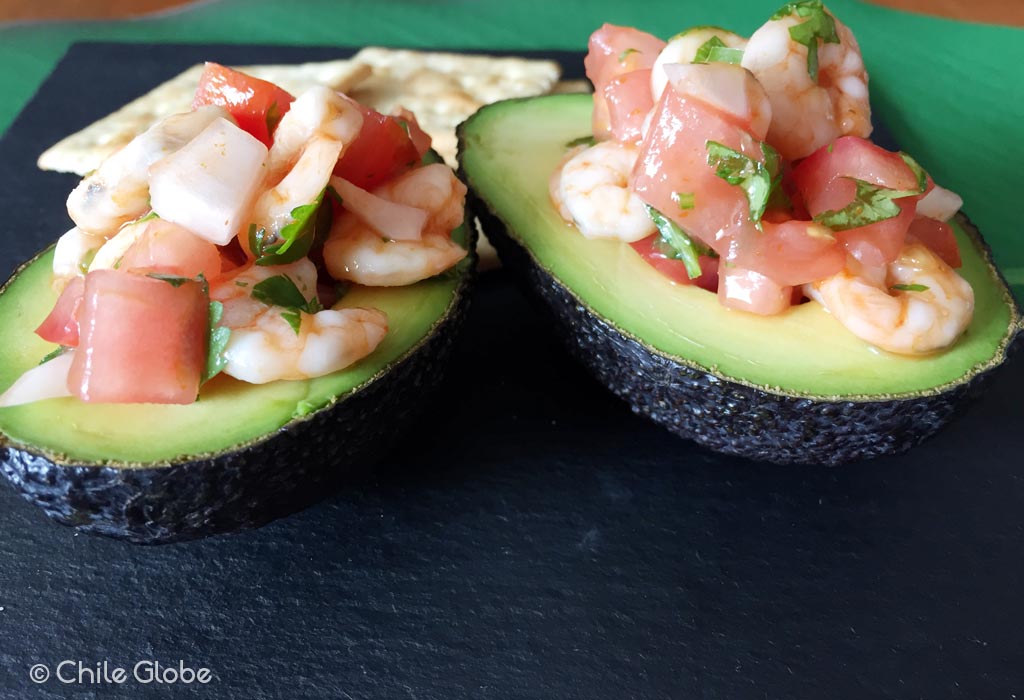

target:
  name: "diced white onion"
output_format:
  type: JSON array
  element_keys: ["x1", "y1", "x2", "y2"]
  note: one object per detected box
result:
[
  {"x1": 917, "y1": 185, "x2": 963, "y2": 222},
  {"x1": 66, "y1": 106, "x2": 230, "y2": 237},
  {"x1": 330, "y1": 177, "x2": 428, "y2": 242},
  {"x1": 0, "y1": 352, "x2": 74, "y2": 408},
  {"x1": 663, "y1": 62, "x2": 771, "y2": 140},
  {"x1": 651, "y1": 28, "x2": 747, "y2": 102},
  {"x1": 149, "y1": 117, "x2": 268, "y2": 245}
]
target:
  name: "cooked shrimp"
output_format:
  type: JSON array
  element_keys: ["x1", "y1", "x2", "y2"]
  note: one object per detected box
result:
[
  {"x1": 88, "y1": 217, "x2": 149, "y2": 272},
  {"x1": 741, "y1": 5, "x2": 870, "y2": 160},
  {"x1": 265, "y1": 86, "x2": 363, "y2": 181},
  {"x1": 369, "y1": 164, "x2": 466, "y2": 239},
  {"x1": 52, "y1": 226, "x2": 104, "y2": 281},
  {"x1": 246, "y1": 87, "x2": 364, "y2": 248},
  {"x1": 210, "y1": 259, "x2": 388, "y2": 384},
  {"x1": 323, "y1": 218, "x2": 467, "y2": 287},
  {"x1": 66, "y1": 106, "x2": 229, "y2": 237},
  {"x1": 250, "y1": 135, "x2": 343, "y2": 239},
  {"x1": 323, "y1": 164, "x2": 468, "y2": 286},
  {"x1": 553, "y1": 141, "x2": 656, "y2": 242},
  {"x1": 804, "y1": 242, "x2": 974, "y2": 355}
]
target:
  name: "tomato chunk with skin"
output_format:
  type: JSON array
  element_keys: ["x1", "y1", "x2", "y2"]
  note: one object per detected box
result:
[
  {"x1": 631, "y1": 88, "x2": 758, "y2": 253},
  {"x1": 793, "y1": 136, "x2": 924, "y2": 267},
  {"x1": 192, "y1": 62, "x2": 294, "y2": 148},
  {"x1": 604, "y1": 69, "x2": 654, "y2": 144},
  {"x1": 734, "y1": 219, "x2": 846, "y2": 287},
  {"x1": 631, "y1": 87, "x2": 845, "y2": 286},
  {"x1": 118, "y1": 219, "x2": 223, "y2": 281},
  {"x1": 585, "y1": 24, "x2": 665, "y2": 140},
  {"x1": 36, "y1": 276, "x2": 85, "y2": 346},
  {"x1": 907, "y1": 216, "x2": 961, "y2": 268},
  {"x1": 334, "y1": 102, "x2": 422, "y2": 190},
  {"x1": 630, "y1": 235, "x2": 718, "y2": 292},
  {"x1": 69, "y1": 270, "x2": 208, "y2": 404}
]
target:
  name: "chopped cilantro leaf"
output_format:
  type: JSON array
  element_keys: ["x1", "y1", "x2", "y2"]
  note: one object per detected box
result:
[
  {"x1": 251, "y1": 186, "x2": 334, "y2": 266},
  {"x1": 646, "y1": 204, "x2": 713, "y2": 280},
  {"x1": 251, "y1": 274, "x2": 310, "y2": 310},
  {"x1": 265, "y1": 100, "x2": 282, "y2": 136},
  {"x1": 812, "y1": 158, "x2": 928, "y2": 232},
  {"x1": 899, "y1": 152, "x2": 928, "y2": 193},
  {"x1": 281, "y1": 309, "x2": 303, "y2": 335},
  {"x1": 137, "y1": 211, "x2": 160, "y2": 223},
  {"x1": 771, "y1": 0, "x2": 839, "y2": 82},
  {"x1": 565, "y1": 135, "x2": 597, "y2": 149},
  {"x1": 891, "y1": 284, "x2": 929, "y2": 292},
  {"x1": 813, "y1": 180, "x2": 905, "y2": 230},
  {"x1": 203, "y1": 301, "x2": 230, "y2": 383},
  {"x1": 693, "y1": 36, "x2": 743, "y2": 65},
  {"x1": 146, "y1": 273, "x2": 191, "y2": 288},
  {"x1": 618, "y1": 48, "x2": 639, "y2": 63},
  {"x1": 39, "y1": 346, "x2": 69, "y2": 365},
  {"x1": 77, "y1": 248, "x2": 97, "y2": 275},
  {"x1": 705, "y1": 140, "x2": 781, "y2": 228},
  {"x1": 293, "y1": 400, "x2": 317, "y2": 418},
  {"x1": 251, "y1": 274, "x2": 322, "y2": 336},
  {"x1": 672, "y1": 191, "x2": 696, "y2": 211}
]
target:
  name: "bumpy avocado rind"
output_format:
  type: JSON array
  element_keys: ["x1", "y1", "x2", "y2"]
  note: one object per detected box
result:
[
  {"x1": 0, "y1": 230, "x2": 475, "y2": 543},
  {"x1": 458, "y1": 95, "x2": 1022, "y2": 465}
]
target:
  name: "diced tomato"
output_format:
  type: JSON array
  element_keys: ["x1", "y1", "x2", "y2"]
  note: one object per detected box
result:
[
  {"x1": 69, "y1": 270, "x2": 208, "y2": 404},
  {"x1": 792, "y1": 136, "x2": 923, "y2": 267},
  {"x1": 907, "y1": 216, "x2": 961, "y2": 268},
  {"x1": 390, "y1": 107, "x2": 432, "y2": 158},
  {"x1": 334, "y1": 102, "x2": 422, "y2": 190},
  {"x1": 631, "y1": 87, "x2": 845, "y2": 286},
  {"x1": 192, "y1": 62, "x2": 294, "y2": 148},
  {"x1": 36, "y1": 276, "x2": 85, "y2": 346},
  {"x1": 732, "y1": 220, "x2": 847, "y2": 286},
  {"x1": 717, "y1": 265, "x2": 793, "y2": 315},
  {"x1": 631, "y1": 88, "x2": 757, "y2": 253},
  {"x1": 585, "y1": 24, "x2": 665, "y2": 140},
  {"x1": 604, "y1": 69, "x2": 654, "y2": 144},
  {"x1": 117, "y1": 219, "x2": 223, "y2": 281},
  {"x1": 630, "y1": 234, "x2": 718, "y2": 291}
]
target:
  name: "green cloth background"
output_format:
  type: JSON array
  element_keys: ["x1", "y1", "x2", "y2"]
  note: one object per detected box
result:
[{"x1": 1, "y1": 0, "x2": 1021, "y2": 294}]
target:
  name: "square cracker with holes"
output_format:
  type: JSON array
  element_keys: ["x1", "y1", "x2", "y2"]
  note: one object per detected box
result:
[
  {"x1": 36, "y1": 59, "x2": 373, "y2": 176},
  {"x1": 348, "y1": 47, "x2": 565, "y2": 166}
]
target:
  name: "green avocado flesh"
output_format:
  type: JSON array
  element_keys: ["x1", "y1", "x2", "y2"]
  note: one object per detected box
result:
[
  {"x1": 0, "y1": 243, "x2": 468, "y2": 465},
  {"x1": 460, "y1": 94, "x2": 1019, "y2": 398}
]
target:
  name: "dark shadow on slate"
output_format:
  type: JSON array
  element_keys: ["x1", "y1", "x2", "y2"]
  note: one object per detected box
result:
[{"x1": 0, "y1": 42, "x2": 1021, "y2": 700}]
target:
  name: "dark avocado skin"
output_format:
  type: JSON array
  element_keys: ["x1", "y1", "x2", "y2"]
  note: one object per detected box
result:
[
  {"x1": 464, "y1": 178, "x2": 1021, "y2": 465},
  {"x1": 0, "y1": 238, "x2": 475, "y2": 544}
]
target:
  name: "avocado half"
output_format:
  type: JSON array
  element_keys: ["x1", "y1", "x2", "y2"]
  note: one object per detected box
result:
[
  {"x1": 0, "y1": 228, "x2": 475, "y2": 543},
  {"x1": 458, "y1": 94, "x2": 1022, "y2": 465}
]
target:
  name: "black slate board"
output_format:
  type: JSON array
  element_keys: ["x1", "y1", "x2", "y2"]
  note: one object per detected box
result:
[{"x1": 1, "y1": 42, "x2": 1022, "y2": 700}]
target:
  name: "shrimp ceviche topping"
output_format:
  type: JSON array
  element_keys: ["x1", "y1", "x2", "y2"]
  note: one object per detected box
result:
[
  {"x1": 552, "y1": 1, "x2": 972, "y2": 355},
  {"x1": 0, "y1": 63, "x2": 467, "y2": 407}
]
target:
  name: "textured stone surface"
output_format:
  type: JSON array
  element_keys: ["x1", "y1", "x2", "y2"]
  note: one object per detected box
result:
[{"x1": 0, "y1": 42, "x2": 1023, "y2": 700}]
